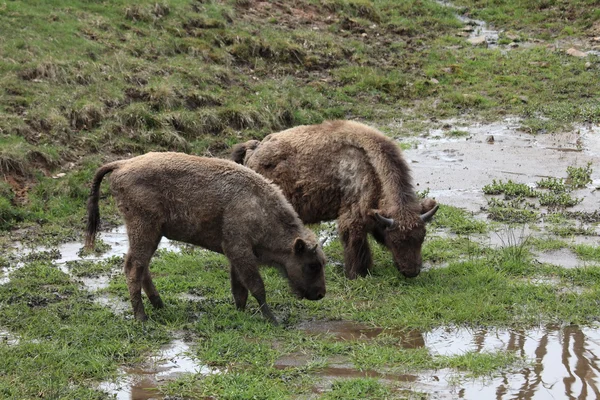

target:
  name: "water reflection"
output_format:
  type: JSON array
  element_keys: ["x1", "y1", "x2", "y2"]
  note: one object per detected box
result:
[
  {"x1": 98, "y1": 338, "x2": 217, "y2": 400},
  {"x1": 297, "y1": 320, "x2": 600, "y2": 399},
  {"x1": 425, "y1": 324, "x2": 600, "y2": 399}
]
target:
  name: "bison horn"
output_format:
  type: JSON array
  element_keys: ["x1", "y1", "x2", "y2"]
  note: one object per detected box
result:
[
  {"x1": 420, "y1": 204, "x2": 439, "y2": 222},
  {"x1": 374, "y1": 212, "x2": 395, "y2": 228}
]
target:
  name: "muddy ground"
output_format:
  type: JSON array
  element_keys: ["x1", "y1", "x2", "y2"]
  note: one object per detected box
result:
[
  {"x1": 2, "y1": 0, "x2": 600, "y2": 398},
  {"x1": 2, "y1": 118, "x2": 599, "y2": 399}
]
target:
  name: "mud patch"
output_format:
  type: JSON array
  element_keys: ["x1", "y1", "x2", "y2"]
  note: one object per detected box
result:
[
  {"x1": 99, "y1": 337, "x2": 217, "y2": 400},
  {"x1": 404, "y1": 119, "x2": 600, "y2": 215},
  {"x1": 298, "y1": 320, "x2": 383, "y2": 340},
  {"x1": 0, "y1": 329, "x2": 20, "y2": 346},
  {"x1": 1, "y1": 225, "x2": 180, "y2": 287},
  {"x1": 534, "y1": 248, "x2": 588, "y2": 269},
  {"x1": 298, "y1": 320, "x2": 426, "y2": 348},
  {"x1": 93, "y1": 293, "x2": 131, "y2": 316}
]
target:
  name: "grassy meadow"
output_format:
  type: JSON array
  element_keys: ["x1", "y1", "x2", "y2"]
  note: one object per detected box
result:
[{"x1": 1, "y1": 0, "x2": 600, "y2": 399}]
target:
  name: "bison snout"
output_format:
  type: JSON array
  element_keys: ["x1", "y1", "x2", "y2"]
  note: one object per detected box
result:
[
  {"x1": 402, "y1": 270, "x2": 421, "y2": 278},
  {"x1": 305, "y1": 288, "x2": 326, "y2": 301},
  {"x1": 395, "y1": 262, "x2": 421, "y2": 278}
]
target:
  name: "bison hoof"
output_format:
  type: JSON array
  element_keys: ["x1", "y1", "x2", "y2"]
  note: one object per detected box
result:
[
  {"x1": 135, "y1": 313, "x2": 148, "y2": 322},
  {"x1": 149, "y1": 295, "x2": 165, "y2": 309}
]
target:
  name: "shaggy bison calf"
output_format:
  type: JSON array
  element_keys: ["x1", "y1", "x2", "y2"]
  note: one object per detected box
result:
[
  {"x1": 232, "y1": 120, "x2": 438, "y2": 279},
  {"x1": 85, "y1": 152, "x2": 326, "y2": 323}
]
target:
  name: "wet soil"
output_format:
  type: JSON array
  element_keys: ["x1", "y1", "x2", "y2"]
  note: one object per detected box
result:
[
  {"x1": 293, "y1": 320, "x2": 600, "y2": 399},
  {"x1": 297, "y1": 320, "x2": 425, "y2": 347},
  {"x1": 439, "y1": 0, "x2": 600, "y2": 54},
  {"x1": 0, "y1": 225, "x2": 180, "y2": 287},
  {"x1": 99, "y1": 336, "x2": 216, "y2": 400},
  {"x1": 404, "y1": 118, "x2": 600, "y2": 214}
]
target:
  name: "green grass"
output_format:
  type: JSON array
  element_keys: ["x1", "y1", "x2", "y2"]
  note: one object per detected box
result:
[
  {"x1": 3, "y1": 218, "x2": 600, "y2": 397},
  {"x1": 1, "y1": 0, "x2": 600, "y2": 237},
  {"x1": 2, "y1": 0, "x2": 600, "y2": 397},
  {"x1": 452, "y1": 0, "x2": 599, "y2": 39},
  {"x1": 430, "y1": 205, "x2": 488, "y2": 235}
]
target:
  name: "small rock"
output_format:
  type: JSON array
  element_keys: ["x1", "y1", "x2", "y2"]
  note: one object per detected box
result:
[
  {"x1": 461, "y1": 26, "x2": 475, "y2": 32},
  {"x1": 361, "y1": 33, "x2": 367, "y2": 38},
  {"x1": 429, "y1": 78, "x2": 439, "y2": 84},
  {"x1": 508, "y1": 42, "x2": 519, "y2": 48},
  {"x1": 585, "y1": 62, "x2": 592, "y2": 69},
  {"x1": 566, "y1": 48, "x2": 587, "y2": 58},
  {"x1": 528, "y1": 61, "x2": 549, "y2": 68},
  {"x1": 467, "y1": 36, "x2": 487, "y2": 46},
  {"x1": 52, "y1": 173, "x2": 66, "y2": 179},
  {"x1": 505, "y1": 32, "x2": 520, "y2": 41},
  {"x1": 592, "y1": 37, "x2": 600, "y2": 42},
  {"x1": 518, "y1": 95, "x2": 528, "y2": 103},
  {"x1": 486, "y1": 135, "x2": 495, "y2": 144}
]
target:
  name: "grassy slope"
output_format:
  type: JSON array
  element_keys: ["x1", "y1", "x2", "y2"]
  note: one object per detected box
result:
[{"x1": 1, "y1": 0, "x2": 599, "y2": 237}]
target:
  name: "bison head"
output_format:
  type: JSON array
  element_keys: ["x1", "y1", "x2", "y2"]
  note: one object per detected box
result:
[
  {"x1": 284, "y1": 237, "x2": 327, "y2": 301},
  {"x1": 371, "y1": 200, "x2": 439, "y2": 278}
]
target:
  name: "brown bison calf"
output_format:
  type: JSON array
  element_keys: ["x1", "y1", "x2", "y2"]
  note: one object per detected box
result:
[
  {"x1": 85, "y1": 152, "x2": 326, "y2": 323},
  {"x1": 232, "y1": 120, "x2": 438, "y2": 279}
]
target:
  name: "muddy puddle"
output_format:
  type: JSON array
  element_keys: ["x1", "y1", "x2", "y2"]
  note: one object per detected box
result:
[
  {"x1": 99, "y1": 337, "x2": 217, "y2": 400},
  {"x1": 0, "y1": 329, "x2": 20, "y2": 346},
  {"x1": 404, "y1": 118, "x2": 600, "y2": 214},
  {"x1": 0, "y1": 225, "x2": 180, "y2": 287},
  {"x1": 289, "y1": 320, "x2": 600, "y2": 399},
  {"x1": 439, "y1": 0, "x2": 600, "y2": 54}
]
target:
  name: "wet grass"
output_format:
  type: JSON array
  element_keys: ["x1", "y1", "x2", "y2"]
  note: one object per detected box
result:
[
  {"x1": 3, "y1": 223, "x2": 600, "y2": 398},
  {"x1": 2, "y1": 0, "x2": 600, "y2": 398},
  {"x1": 453, "y1": 0, "x2": 599, "y2": 38},
  {"x1": 482, "y1": 163, "x2": 598, "y2": 226}
]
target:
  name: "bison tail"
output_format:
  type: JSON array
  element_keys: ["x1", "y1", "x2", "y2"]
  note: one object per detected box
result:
[
  {"x1": 85, "y1": 162, "x2": 121, "y2": 250},
  {"x1": 230, "y1": 140, "x2": 260, "y2": 164}
]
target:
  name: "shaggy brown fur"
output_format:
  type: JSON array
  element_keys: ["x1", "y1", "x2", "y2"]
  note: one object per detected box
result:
[
  {"x1": 85, "y1": 152, "x2": 326, "y2": 323},
  {"x1": 231, "y1": 120, "x2": 438, "y2": 279}
]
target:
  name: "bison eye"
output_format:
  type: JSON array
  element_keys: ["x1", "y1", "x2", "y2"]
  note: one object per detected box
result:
[{"x1": 307, "y1": 263, "x2": 321, "y2": 272}]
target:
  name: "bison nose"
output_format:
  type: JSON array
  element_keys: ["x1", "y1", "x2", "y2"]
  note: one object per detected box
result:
[
  {"x1": 396, "y1": 262, "x2": 421, "y2": 278},
  {"x1": 306, "y1": 289, "x2": 325, "y2": 301},
  {"x1": 401, "y1": 269, "x2": 420, "y2": 278}
]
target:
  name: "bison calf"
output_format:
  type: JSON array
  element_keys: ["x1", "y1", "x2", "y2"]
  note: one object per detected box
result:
[
  {"x1": 232, "y1": 120, "x2": 438, "y2": 279},
  {"x1": 85, "y1": 152, "x2": 326, "y2": 323}
]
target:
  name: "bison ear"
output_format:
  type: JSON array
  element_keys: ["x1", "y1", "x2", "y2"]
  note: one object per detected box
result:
[
  {"x1": 294, "y1": 238, "x2": 307, "y2": 254},
  {"x1": 420, "y1": 198, "x2": 437, "y2": 214}
]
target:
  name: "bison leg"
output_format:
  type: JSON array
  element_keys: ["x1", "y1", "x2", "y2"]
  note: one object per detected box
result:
[
  {"x1": 125, "y1": 227, "x2": 161, "y2": 321},
  {"x1": 230, "y1": 267, "x2": 249, "y2": 310},
  {"x1": 224, "y1": 247, "x2": 277, "y2": 324},
  {"x1": 338, "y1": 215, "x2": 372, "y2": 279},
  {"x1": 143, "y1": 268, "x2": 164, "y2": 309}
]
